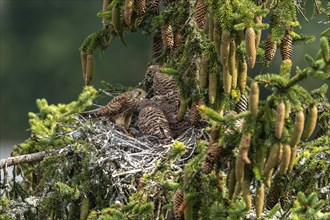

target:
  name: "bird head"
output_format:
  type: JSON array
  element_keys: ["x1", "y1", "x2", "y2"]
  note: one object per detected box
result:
[
  {"x1": 131, "y1": 88, "x2": 146, "y2": 100},
  {"x1": 146, "y1": 65, "x2": 160, "y2": 76}
]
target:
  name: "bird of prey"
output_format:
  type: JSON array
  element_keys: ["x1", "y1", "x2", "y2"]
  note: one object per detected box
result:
[
  {"x1": 137, "y1": 99, "x2": 172, "y2": 144},
  {"x1": 80, "y1": 88, "x2": 146, "y2": 131}
]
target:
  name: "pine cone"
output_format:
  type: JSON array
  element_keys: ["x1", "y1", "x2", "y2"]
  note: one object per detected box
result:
[
  {"x1": 124, "y1": 0, "x2": 134, "y2": 26},
  {"x1": 255, "y1": 183, "x2": 265, "y2": 217},
  {"x1": 85, "y1": 54, "x2": 95, "y2": 85},
  {"x1": 149, "y1": 0, "x2": 159, "y2": 15},
  {"x1": 220, "y1": 30, "x2": 231, "y2": 66},
  {"x1": 208, "y1": 69, "x2": 217, "y2": 104},
  {"x1": 80, "y1": 50, "x2": 87, "y2": 82},
  {"x1": 195, "y1": 0, "x2": 207, "y2": 29},
  {"x1": 189, "y1": 100, "x2": 204, "y2": 127},
  {"x1": 249, "y1": 81, "x2": 259, "y2": 119},
  {"x1": 265, "y1": 32, "x2": 277, "y2": 62},
  {"x1": 162, "y1": 23, "x2": 174, "y2": 49},
  {"x1": 174, "y1": 33, "x2": 183, "y2": 51},
  {"x1": 203, "y1": 142, "x2": 221, "y2": 174},
  {"x1": 255, "y1": 15, "x2": 262, "y2": 49},
  {"x1": 266, "y1": 175, "x2": 282, "y2": 210},
  {"x1": 135, "y1": 0, "x2": 146, "y2": 15},
  {"x1": 213, "y1": 22, "x2": 221, "y2": 55},
  {"x1": 223, "y1": 65, "x2": 232, "y2": 95},
  {"x1": 275, "y1": 100, "x2": 285, "y2": 139},
  {"x1": 173, "y1": 189, "x2": 184, "y2": 220},
  {"x1": 238, "y1": 59, "x2": 247, "y2": 93},
  {"x1": 245, "y1": 27, "x2": 256, "y2": 68},
  {"x1": 229, "y1": 40, "x2": 237, "y2": 89},
  {"x1": 208, "y1": 14, "x2": 214, "y2": 41},
  {"x1": 198, "y1": 56, "x2": 208, "y2": 89},
  {"x1": 152, "y1": 31, "x2": 163, "y2": 59},
  {"x1": 280, "y1": 30, "x2": 292, "y2": 60},
  {"x1": 102, "y1": 0, "x2": 111, "y2": 28},
  {"x1": 242, "y1": 179, "x2": 252, "y2": 210},
  {"x1": 280, "y1": 191, "x2": 291, "y2": 210},
  {"x1": 235, "y1": 94, "x2": 248, "y2": 113}
]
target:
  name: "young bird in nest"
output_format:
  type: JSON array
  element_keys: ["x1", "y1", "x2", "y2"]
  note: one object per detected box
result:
[
  {"x1": 137, "y1": 98, "x2": 172, "y2": 144},
  {"x1": 80, "y1": 88, "x2": 146, "y2": 131}
]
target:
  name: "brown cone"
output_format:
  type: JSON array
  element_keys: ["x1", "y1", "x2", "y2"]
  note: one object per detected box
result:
[
  {"x1": 124, "y1": 0, "x2": 134, "y2": 26},
  {"x1": 135, "y1": 0, "x2": 146, "y2": 15},
  {"x1": 189, "y1": 100, "x2": 204, "y2": 127},
  {"x1": 173, "y1": 189, "x2": 184, "y2": 220},
  {"x1": 85, "y1": 54, "x2": 95, "y2": 85},
  {"x1": 245, "y1": 27, "x2": 256, "y2": 68},
  {"x1": 195, "y1": 0, "x2": 207, "y2": 29},
  {"x1": 280, "y1": 30, "x2": 292, "y2": 60},
  {"x1": 203, "y1": 142, "x2": 221, "y2": 174},
  {"x1": 162, "y1": 23, "x2": 174, "y2": 49},
  {"x1": 149, "y1": 0, "x2": 159, "y2": 15},
  {"x1": 152, "y1": 31, "x2": 163, "y2": 59},
  {"x1": 266, "y1": 175, "x2": 282, "y2": 210},
  {"x1": 265, "y1": 32, "x2": 277, "y2": 62},
  {"x1": 102, "y1": 0, "x2": 111, "y2": 28}
]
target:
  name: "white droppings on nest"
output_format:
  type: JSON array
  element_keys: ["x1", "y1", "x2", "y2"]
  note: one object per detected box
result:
[{"x1": 69, "y1": 115, "x2": 208, "y2": 204}]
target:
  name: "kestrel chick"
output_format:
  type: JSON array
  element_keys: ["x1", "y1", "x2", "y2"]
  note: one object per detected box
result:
[
  {"x1": 138, "y1": 99, "x2": 172, "y2": 144},
  {"x1": 81, "y1": 88, "x2": 146, "y2": 130}
]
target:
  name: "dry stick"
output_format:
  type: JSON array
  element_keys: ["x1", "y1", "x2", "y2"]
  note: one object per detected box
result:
[{"x1": 0, "y1": 147, "x2": 71, "y2": 169}]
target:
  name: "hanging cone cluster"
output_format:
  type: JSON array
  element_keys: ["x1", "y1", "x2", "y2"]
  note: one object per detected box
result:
[
  {"x1": 195, "y1": 0, "x2": 208, "y2": 29},
  {"x1": 173, "y1": 189, "x2": 184, "y2": 220},
  {"x1": 265, "y1": 32, "x2": 277, "y2": 62},
  {"x1": 280, "y1": 30, "x2": 293, "y2": 60},
  {"x1": 162, "y1": 23, "x2": 174, "y2": 49},
  {"x1": 152, "y1": 31, "x2": 163, "y2": 59},
  {"x1": 135, "y1": 0, "x2": 147, "y2": 15},
  {"x1": 203, "y1": 142, "x2": 221, "y2": 174}
]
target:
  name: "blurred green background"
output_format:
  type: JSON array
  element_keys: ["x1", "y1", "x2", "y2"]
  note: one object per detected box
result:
[{"x1": 0, "y1": 0, "x2": 329, "y2": 146}]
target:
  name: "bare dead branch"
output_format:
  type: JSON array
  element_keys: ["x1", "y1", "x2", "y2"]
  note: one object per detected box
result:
[{"x1": 0, "y1": 147, "x2": 71, "y2": 169}]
